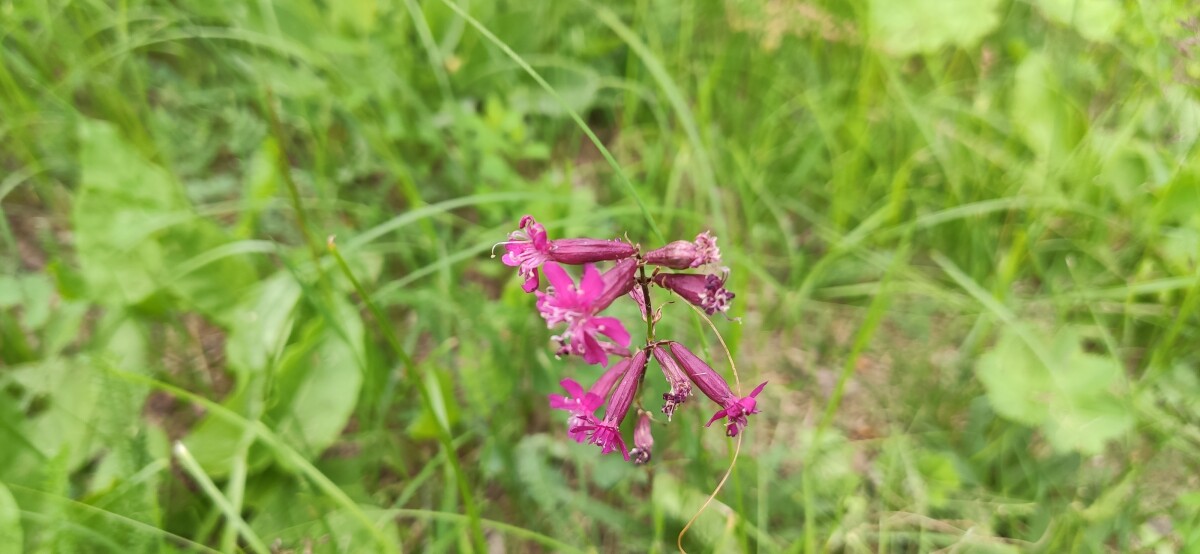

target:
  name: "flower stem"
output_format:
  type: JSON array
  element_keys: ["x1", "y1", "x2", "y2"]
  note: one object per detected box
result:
[{"x1": 639, "y1": 264, "x2": 655, "y2": 343}]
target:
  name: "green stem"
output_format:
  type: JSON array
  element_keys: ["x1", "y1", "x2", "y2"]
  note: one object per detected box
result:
[
  {"x1": 262, "y1": 88, "x2": 323, "y2": 267},
  {"x1": 639, "y1": 264, "x2": 655, "y2": 343}
]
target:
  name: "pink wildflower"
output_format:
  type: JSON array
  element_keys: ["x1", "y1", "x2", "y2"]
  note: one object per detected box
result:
[
  {"x1": 668, "y1": 342, "x2": 767, "y2": 437},
  {"x1": 501, "y1": 216, "x2": 637, "y2": 293},
  {"x1": 501, "y1": 216, "x2": 552, "y2": 293},
  {"x1": 537, "y1": 262, "x2": 632, "y2": 366},
  {"x1": 548, "y1": 359, "x2": 630, "y2": 442},
  {"x1": 651, "y1": 344, "x2": 692, "y2": 421},
  {"x1": 629, "y1": 411, "x2": 654, "y2": 465},
  {"x1": 575, "y1": 350, "x2": 649, "y2": 460}
]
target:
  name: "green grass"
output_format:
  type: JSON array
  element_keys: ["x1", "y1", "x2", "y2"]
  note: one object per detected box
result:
[{"x1": 3, "y1": 0, "x2": 1200, "y2": 552}]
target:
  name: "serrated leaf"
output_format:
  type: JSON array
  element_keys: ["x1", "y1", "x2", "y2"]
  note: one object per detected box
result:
[
  {"x1": 8, "y1": 351, "x2": 147, "y2": 471},
  {"x1": 72, "y1": 119, "x2": 255, "y2": 320},
  {"x1": 976, "y1": 327, "x2": 1133, "y2": 455},
  {"x1": 869, "y1": 0, "x2": 1001, "y2": 56}
]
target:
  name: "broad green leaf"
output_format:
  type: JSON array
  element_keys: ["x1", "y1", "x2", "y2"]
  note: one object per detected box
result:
[
  {"x1": 1012, "y1": 53, "x2": 1080, "y2": 161},
  {"x1": 5, "y1": 316, "x2": 150, "y2": 473},
  {"x1": 1155, "y1": 167, "x2": 1200, "y2": 224},
  {"x1": 0, "y1": 274, "x2": 53, "y2": 329},
  {"x1": 917, "y1": 451, "x2": 963, "y2": 508},
  {"x1": 1031, "y1": 0, "x2": 1121, "y2": 42},
  {"x1": 977, "y1": 331, "x2": 1052, "y2": 426},
  {"x1": 0, "y1": 482, "x2": 21, "y2": 554},
  {"x1": 225, "y1": 272, "x2": 302, "y2": 376},
  {"x1": 406, "y1": 366, "x2": 462, "y2": 440},
  {"x1": 976, "y1": 327, "x2": 1133, "y2": 455},
  {"x1": 269, "y1": 297, "x2": 364, "y2": 457},
  {"x1": 869, "y1": 0, "x2": 1001, "y2": 56},
  {"x1": 235, "y1": 138, "x2": 281, "y2": 239},
  {"x1": 72, "y1": 119, "x2": 255, "y2": 320},
  {"x1": 181, "y1": 386, "x2": 265, "y2": 478},
  {"x1": 331, "y1": 0, "x2": 377, "y2": 33},
  {"x1": 73, "y1": 120, "x2": 185, "y2": 306}
]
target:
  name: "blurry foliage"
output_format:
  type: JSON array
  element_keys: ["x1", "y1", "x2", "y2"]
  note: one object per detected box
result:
[{"x1": 1, "y1": 0, "x2": 1199, "y2": 552}]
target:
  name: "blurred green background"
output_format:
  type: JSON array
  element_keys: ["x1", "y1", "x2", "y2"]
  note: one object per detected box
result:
[{"x1": 2, "y1": 0, "x2": 1200, "y2": 552}]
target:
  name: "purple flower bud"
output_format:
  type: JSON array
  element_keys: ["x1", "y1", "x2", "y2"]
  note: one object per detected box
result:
[
  {"x1": 651, "y1": 344, "x2": 692, "y2": 421},
  {"x1": 594, "y1": 258, "x2": 638, "y2": 311},
  {"x1": 588, "y1": 357, "x2": 630, "y2": 400},
  {"x1": 574, "y1": 349, "x2": 649, "y2": 460},
  {"x1": 644, "y1": 231, "x2": 721, "y2": 269},
  {"x1": 629, "y1": 411, "x2": 654, "y2": 465},
  {"x1": 668, "y1": 342, "x2": 766, "y2": 437},
  {"x1": 549, "y1": 238, "x2": 638, "y2": 265},
  {"x1": 499, "y1": 216, "x2": 638, "y2": 293},
  {"x1": 668, "y1": 342, "x2": 735, "y2": 406},
  {"x1": 652, "y1": 272, "x2": 735, "y2": 315}
]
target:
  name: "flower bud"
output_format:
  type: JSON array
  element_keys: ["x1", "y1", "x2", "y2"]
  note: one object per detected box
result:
[
  {"x1": 652, "y1": 272, "x2": 735, "y2": 315},
  {"x1": 629, "y1": 411, "x2": 654, "y2": 465},
  {"x1": 667, "y1": 342, "x2": 767, "y2": 437},
  {"x1": 651, "y1": 344, "x2": 692, "y2": 421},
  {"x1": 644, "y1": 231, "x2": 720, "y2": 269},
  {"x1": 549, "y1": 238, "x2": 637, "y2": 265},
  {"x1": 593, "y1": 258, "x2": 639, "y2": 312},
  {"x1": 667, "y1": 342, "x2": 735, "y2": 406}
]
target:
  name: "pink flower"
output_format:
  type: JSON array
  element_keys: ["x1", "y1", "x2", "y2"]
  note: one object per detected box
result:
[
  {"x1": 668, "y1": 342, "x2": 767, "y2": 437},
  {"x1": 705, "y1": 381, "x2": 767, "y2": 437},
  {"x1": 537, "y1": 262, "x2": 633, "y2": 366},
  {"x1": 651, "y1": 344, "x2": 692, "y2": 421},
  {"x1": 574, "y1": 350, "x2": 649, "y2": 460},
  {"x1": 629, "y1": 411, "x2": 654, "y2": 465},
  {"x1": 644, "y1": 231, "x2": 721, "y2": 269},
  {"x1": 500, "y1": 216, "x2": 638, "y2": 293},
  {"x1": 652, "y1": 272, "x2": 735, "y2": 315},
  {"x1": 548, "y1": 359, "x2": 630, "y2": 442},
  {"x1": 501, "y1": 216, "x2": 552, "y2": 293}
]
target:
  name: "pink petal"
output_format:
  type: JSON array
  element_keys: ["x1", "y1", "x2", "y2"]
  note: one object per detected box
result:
[
  {"x1": 748, "y1": 381, "x2": 768, "y2": 398},
  {"x1": 579, "y1": 392, "x2": 604, "y2": 413},
  {"x1": 559, "y1": 379, "x2": 585, "y2": 399},
  {"x1": 522, "y1": 272, "x2": 540, "y2": 293},
  {"x1": 579, "y1": 264, "x2": 604, "y2": 304},
  {"x1": 542, "y1": 262, "x2": 574, "y2": 293},
  {"x1": 501, "y1": 247, "x2": 520, "y2": 267},
  {"x1": 529, "y1": 221, "x2": 549, "y2": 249},
  {"x1": 705, "y1": 408, "x2": 729, "y2": 427},
  {"x1": 581, "y1": 332, "x2": 608, "y2": 366},
  {"x1": 548, "y1": 394, "x2": 574, "y2": 410},
  {"x1": 592, "y1": 316, "x2": 631, "y2": 348}
]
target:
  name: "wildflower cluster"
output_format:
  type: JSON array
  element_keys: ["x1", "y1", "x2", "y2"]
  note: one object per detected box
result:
[{"x1": 499, "y1": 216, "x2": 766, "y2": 463}]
